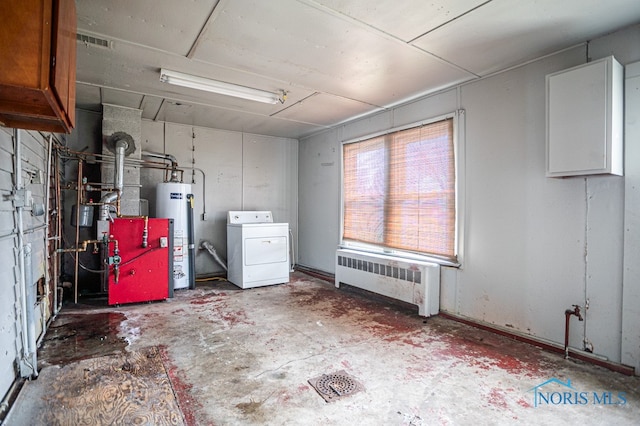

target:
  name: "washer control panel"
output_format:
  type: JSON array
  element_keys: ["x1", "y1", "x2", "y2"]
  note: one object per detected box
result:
[{"x1": 228, "y1": 211, "x2": 273, "y2": 224}]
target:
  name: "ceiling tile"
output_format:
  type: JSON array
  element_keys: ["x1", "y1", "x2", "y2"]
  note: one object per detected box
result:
[
  {"x1": 75, "y1": 39, "x2": 314, "y2": 113},
  {"x1": 190, "y1": 0, "x2": 474, "y2": 106},
  {"x1": 413, "y1": 0, "x2": 640, "y2": 75},
  {"x1": 315, "y1": 0, "x2": 487, "y2": 42},
  {"x1": 73, "y1": 0, "x2": 640, "y2": 139},
  {"x1": 272, "y1": 92, "x2": 381, "y2": 127},
  {"x1": 140, "y1": 96, "x2": 165, "y2": 120},
  {"x1": 76, "y1": 0, "x2": 218, "y2": 56},
  {"x1": 101, "y1": 88, "x2": 144, "y2": 109},
  {"x1": 76, "y1": 84, "x2": 102, "y2": 112},
  {"x1": 156, "y1": 101, "x2": 324, "y2": 139}
]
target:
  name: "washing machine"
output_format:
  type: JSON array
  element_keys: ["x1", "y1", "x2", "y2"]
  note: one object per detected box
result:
[{"x1": 226, "y1": 211, "x2": 290, "y2": 289}]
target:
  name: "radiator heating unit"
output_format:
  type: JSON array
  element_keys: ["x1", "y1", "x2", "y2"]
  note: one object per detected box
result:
[{"x1": 335, "y1": 248, "x2": 440, "y2": 317}]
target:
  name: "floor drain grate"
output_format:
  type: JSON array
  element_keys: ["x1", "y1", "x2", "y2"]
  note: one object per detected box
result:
[{"x1": 308, "y1": 370, "x2": 364, "y2": 402}]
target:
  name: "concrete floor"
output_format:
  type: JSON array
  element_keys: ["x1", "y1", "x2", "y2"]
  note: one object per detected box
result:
[{"x1": 7, "y1": 271, "x2": 640, "y2": 425}]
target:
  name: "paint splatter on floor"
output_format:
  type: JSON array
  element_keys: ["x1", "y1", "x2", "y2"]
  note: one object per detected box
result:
[{"x1": 14, "y1": 271, "x2": 640, "y2": 426}]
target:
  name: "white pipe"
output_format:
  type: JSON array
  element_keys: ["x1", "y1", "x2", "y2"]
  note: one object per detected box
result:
[
  {"x1": 44, "y1": 135, "x2": 52, "y2": 319},
  {"x1": 0, "y1": 376, "x2": 23, "y2": 418},
  {"x1": 14, "y1": 129, "x2": 37, "y2": 378},
  {"x1": 289, "y1": 228, "x2": 295, "y2": 273},
  {"x1": 24, "y1": 244, "x2": 37, "y2": 374}
]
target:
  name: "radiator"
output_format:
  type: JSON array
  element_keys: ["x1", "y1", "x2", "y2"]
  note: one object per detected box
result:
[{"x1": 335, "y1": 248, "x2": 440, "y2": 317}]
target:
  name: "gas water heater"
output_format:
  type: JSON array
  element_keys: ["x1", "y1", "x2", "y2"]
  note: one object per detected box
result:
[{"x1": 156, "y1": 182, "x2": 195, "y2": 290}]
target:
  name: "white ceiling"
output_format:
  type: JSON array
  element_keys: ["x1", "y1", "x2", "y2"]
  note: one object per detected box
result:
[{"x1": 75, "y1": 0, "x2": 640, "y2": 139}]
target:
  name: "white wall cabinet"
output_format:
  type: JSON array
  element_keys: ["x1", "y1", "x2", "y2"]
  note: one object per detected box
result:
[{"x1": 546, "y1": 56, "x2": 623, "y2": 177}]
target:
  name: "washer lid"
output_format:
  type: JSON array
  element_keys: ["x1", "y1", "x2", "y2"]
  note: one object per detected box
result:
[{"x1": 228, "y1": 210, "x2": 274, "y2": 224}]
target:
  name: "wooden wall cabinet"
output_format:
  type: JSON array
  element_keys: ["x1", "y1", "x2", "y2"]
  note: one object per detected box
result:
[
  {"x1": 0, "y1": 0, "x2": 76, "y2": 134},
  {"x1": 546, "y1": 56, "x2": 623, "y2": 177}
]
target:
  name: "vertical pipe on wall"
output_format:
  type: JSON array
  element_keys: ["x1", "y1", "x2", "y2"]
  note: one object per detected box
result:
[
  {"x1": 74, "y1": 160, "x2": 82, "y2": 304},
  {"x1": 14, "y1": 129, "x2": 37, "y2": 378},
  {"x1": 583, "y1": 177, "x2": 589, "y2": 349},
  {"x1": 24, "y1": 245, "x2": 37, "y2": 374},
  {"x1": 54, "y1": 147, "x2": 62, "y2": 314},
  {"x1": 44, "y1": 135, "x2": 53, "y2": 317},
  {"x1": 187, "y1": 194, "x2": 196, "y2": 289}
]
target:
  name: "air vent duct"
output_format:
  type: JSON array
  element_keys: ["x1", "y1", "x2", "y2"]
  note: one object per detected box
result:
[{"x1": 77, "y1": 33, "x2": 111, "y2": 49}]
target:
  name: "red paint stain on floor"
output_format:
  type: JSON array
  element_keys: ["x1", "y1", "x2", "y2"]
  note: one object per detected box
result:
[
  {"x1": 158, "y1": 345, "x2": 204, "y2": 426},
  {"x1": 427, "y1": 322, "x2": 547, "y2": 378},
  {"x1": 517, "y1": 398, "x2": 532, "y2": 408},
  {"x1": 297, "y1": 384, "x2": 310, "y2": 392},
  {"x1": 488, "y1": 388, "x2": 509, "y2": 409},
  {"x1": 401, "y1": 337, "x2": 425, "y2": 348},
  {"x1": 289, "y1": 278, "x2": 548, "y2": 380},
  {"x1": 190, "y1": 291, "x2": 228, "y2": 305}
]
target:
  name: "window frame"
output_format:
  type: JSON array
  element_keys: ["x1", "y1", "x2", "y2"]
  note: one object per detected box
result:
[{"x1": 339, "y1": 110, "x2": 465, "y2": 267}]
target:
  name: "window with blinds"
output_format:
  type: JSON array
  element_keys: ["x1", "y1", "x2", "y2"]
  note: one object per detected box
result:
[{"x1": 342, "y1": 117, "x2": 456, "y2": 262}]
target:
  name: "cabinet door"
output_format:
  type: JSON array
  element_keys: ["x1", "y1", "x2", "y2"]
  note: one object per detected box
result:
[
  {"x1": 546, "y1": 56, "x2": 623, "y2": 177},
  {"x1": 0, "y1": 0, "x2": 75, "y2": 133},
  {"x1": 51, "y1": 0, "x2": 76, "y2": 128}
]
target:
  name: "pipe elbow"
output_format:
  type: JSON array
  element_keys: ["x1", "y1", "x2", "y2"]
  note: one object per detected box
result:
[{"x1": 142, "y1": 150, "x2": 178, "y2": 167}]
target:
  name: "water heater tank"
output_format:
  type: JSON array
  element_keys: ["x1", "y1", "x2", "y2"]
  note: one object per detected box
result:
[{"x1": 156, "y1": 182, "x2": 192, "y2": 289}]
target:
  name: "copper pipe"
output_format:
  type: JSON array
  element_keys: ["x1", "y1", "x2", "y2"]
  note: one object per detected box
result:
[
  {"x1": 74, "y1": 160, "x2": 82, "y2": 304},
  {"x1": 57, "y1": 239, "x2": 104, "y2": 253},
  {"x1": 142, "y1": 216, "x2": 149, "y2": 248},
  {"x1": 564, "y1": 305, "x2": 583, "y2": 359}
]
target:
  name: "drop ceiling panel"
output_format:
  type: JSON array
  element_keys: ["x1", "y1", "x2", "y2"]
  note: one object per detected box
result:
[
  {"x1": 273, "y1": 93, "x2": 380, "y2": 127},
  {"x1": 314, "y1": 0, "x2": 488, "y2": 42},
  {"x1": 140, "y1": 96, "x2": 164, "y2": 120},
  {"x1": 76, "y1": 84, "x2": 102, "y2": 112},
  {"x1": 191, "y1": 0, "x2": 474, "y2": 106},
  {"x1": 74, "y1": 0, "x2": 640, "y2": 139},
  {"x1": 76, "y1": 0, "x2": 218, "y2": 56},
  {"x1": 101, "y1": 89, "x2": 144, "y2": 110},
  {"x1": 413, "y1": 0, "x2": 640, "y2": 76},
  {"x1": 76, "y1": 39, "x2": 314, "y2": 114},
  {"x1": 156, "y1": 101, "x2": 325, "y2": 138}
]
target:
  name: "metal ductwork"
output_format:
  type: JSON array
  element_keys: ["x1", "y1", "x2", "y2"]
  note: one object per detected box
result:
[{"x1": 99, "y1": 132, "x2": 135, "y2": 221}]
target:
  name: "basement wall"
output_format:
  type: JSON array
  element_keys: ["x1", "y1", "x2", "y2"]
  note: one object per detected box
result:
[
  {"x1": 0, "y1": 127, "x2": 52, "y2": 403},
  {"x1": 298, "y1": 23, "x2": 640, "y2": 372}
]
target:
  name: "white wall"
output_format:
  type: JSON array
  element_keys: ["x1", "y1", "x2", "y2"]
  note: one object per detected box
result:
[
  {"x1": 298, "y1": 24, "x2": 640, "y2": 370},
  {"x1": 0, "y1": 127, "x2": 18, "y2": 402},
  {"x1": 622, "y1": 61, "x2": 640, "y2": 374},
  {"x1": 0, "y1": 127, "x2": 51, "y2": 401},
  {"x1": 140, "y1": 121, "x2": 298, "y2": 276}
]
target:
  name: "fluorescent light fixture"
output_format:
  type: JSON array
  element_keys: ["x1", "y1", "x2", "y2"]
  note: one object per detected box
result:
[{"x1": 159, "y1": 69, "x2": 282, "y2": 104}]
